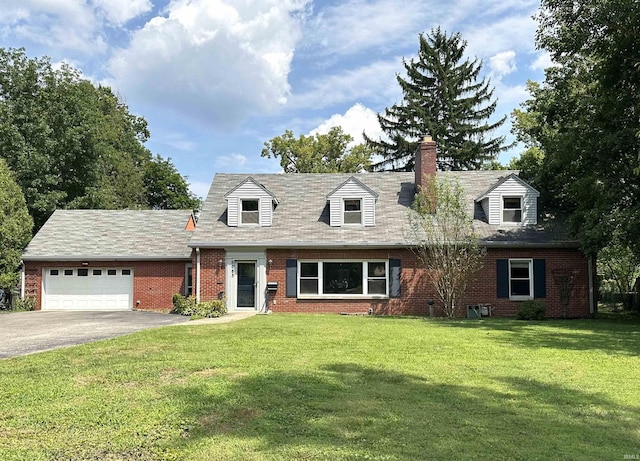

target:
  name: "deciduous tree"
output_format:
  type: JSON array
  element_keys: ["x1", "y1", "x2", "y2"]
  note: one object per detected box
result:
[
  {"x1": 512, "y1": 1, "x2": 640, "y2": 255},
  {"x1": 261, "y1": 127, "x2": 372, "y2": 173},
  {"x1": 0, "y1": 48, "x2": 199, "y2": 229},
  {"x1": 0, "y1": 159, "x2": 33, "y2": 288},
  {"x1": 408, "y1": 177, "x2": 485, "y2": 318}
]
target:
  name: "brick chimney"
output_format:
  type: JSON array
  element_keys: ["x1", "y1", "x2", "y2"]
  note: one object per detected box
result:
[{"x1": 415, "y1": 135, "x2": 437, "y2": 191}]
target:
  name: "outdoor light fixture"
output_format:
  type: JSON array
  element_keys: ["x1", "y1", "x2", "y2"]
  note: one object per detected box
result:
[
  {"x1": 268, "y1": 259, "x2": 273, "y2": 270},
  {"x1": 218, "y1": 259, "x2": 223, "y2": 269}
]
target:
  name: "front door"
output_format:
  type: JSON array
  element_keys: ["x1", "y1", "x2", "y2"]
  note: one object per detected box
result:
[{"x1": 236, "y1": 261, "x2": 256, "y2": 308}]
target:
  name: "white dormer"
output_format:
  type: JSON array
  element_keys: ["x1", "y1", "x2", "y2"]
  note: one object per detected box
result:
[
  {"x1": 326, "y1": 177, "x2": 378, "y2": 227},
  {"x1": 224, "y1": 177, "x2": 278, "y2": 227},
  {"x1": 476, "y1": 173, "x2": 540, "y2": 226}
]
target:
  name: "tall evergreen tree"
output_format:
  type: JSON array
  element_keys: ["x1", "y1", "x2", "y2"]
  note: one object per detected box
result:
[{"x1": 366, "y1": 28, "x2": 508, "y2": 171}]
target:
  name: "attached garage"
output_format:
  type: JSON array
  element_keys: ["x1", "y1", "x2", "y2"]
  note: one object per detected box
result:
[
  {"x1": 23, "y1": 209, "x2": 196, "y2": 311},
  {"x1": 43, "y1": 267, "x2": 133, "y2": 310}
]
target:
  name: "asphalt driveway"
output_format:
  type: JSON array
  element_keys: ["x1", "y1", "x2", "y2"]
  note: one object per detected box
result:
[{"x1": 0, "y1": 310, "x2": 191, "y2": 359}]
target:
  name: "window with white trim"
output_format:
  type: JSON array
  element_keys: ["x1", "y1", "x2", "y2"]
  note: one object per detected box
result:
[
  {"x1": 502, "y1": 196, "x2": 523, "y2": 223},
  {"x1": 343, "y1": 199, "x2": 362, "y2": 224},
  {"x1": 298, "y1": 261, "x2": 388, "y2": 297},
  {"x1": 241, "y1": 199, "x2": 259, "y2": 224},
  {"x1": 509, "y1": 259, "x2": 533, "y2": 300}
]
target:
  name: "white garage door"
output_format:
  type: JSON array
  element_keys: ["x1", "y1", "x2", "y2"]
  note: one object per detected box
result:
[{"x1": 43, "y1": 268, "x2": 133, "y2": 311}]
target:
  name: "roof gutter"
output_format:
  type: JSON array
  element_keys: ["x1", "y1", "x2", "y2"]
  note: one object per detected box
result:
[
  {"x1": 188, "y1": 240, "x2": 583, "y2": 250},
  {"x1": 22, "y1": 255, "x2": 193, "y2": 262}
]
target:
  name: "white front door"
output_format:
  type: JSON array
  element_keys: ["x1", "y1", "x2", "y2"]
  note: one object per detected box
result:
[{"x1": 226, "y1": 251, "x2": 266, "y2": 312}]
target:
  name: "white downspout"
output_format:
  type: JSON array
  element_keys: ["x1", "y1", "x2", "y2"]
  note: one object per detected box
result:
[
  {"x1": 196, "y1": 247, "x2": 201, "y2": 303},
  {"x1": 20, "y1": 260, "x2": 25, "y2": 299}
]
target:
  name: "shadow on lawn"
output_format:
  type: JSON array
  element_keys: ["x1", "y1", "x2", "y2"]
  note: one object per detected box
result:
[
  {"x1": 434, "y1": 318, "x2": 640, "y2": 356},
  {"x1": 165, "y1": 363, "x2": 638, "y2": 460}
]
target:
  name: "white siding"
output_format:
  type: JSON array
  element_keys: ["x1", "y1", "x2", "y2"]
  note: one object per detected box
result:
[
  {"x1": 226, "y1": 179, "x2": 275, "y2": 227},
  {"x1": 363, "y1": 197, "x2": 376, "y2": 226},
  {"x1": 259, "y1": 197, "x2": 272, "y2": 226},
  {"x1": 329, "y1": 199, "x2": 342, "y2": 227},
  {"x1": 327, "y1": 178, "x2": 377, "y2": 227},
  {"x1": 227, "y1": 197, "x2": 239, "y2": 227},
  {"x1": 480, "y1": 198, "x2": 490, "y2": 221},
  {"x1": 484, "y1": 177, "x2": 538, "y2": 225}
]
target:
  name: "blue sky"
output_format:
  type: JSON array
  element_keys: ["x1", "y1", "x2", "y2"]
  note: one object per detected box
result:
[{"x1": 0, "y1": 0, "x2": 551, "y2": 199}]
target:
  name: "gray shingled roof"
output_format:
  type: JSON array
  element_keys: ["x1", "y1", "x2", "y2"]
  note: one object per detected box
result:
[
  {"x1": 190, "y1": 171, "x2": 576, "y2": 248},
  {"x1": 24, "y1": 210, "x2": 194, "y2": 260}
]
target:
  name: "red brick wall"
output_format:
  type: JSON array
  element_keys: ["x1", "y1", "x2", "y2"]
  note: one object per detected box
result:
[
  {"x1": 24, "y1": 260, "x2": 190, "y2": 311},
  {"x1": 258, "y1": 247, "x2": 592, "y2": 318},
  {"x1": 197, "y1": 249, "x2": 226, "y2": 302}
]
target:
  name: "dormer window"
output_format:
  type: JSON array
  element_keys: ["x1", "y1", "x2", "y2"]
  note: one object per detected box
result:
[
  {"x1": 224, "y1": 177, "x2": 278, "y2": 227},
  {"x1": 241, "y1": 199, "x2": 259, "y2": 224},
  {"x1": 344, "y1": 199, "x2": 362, "y2": 224},
  {"x1": 327, "y1": 177, "x2": 378, "y2": 227},
  {"x1": 502, "y1": 197, "x2": 522, "y2": 223}
]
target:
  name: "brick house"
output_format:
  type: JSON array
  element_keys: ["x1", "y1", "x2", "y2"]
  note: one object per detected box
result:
[{"x1": 22, "y1": 138, "x2": 596, "y2": 317}]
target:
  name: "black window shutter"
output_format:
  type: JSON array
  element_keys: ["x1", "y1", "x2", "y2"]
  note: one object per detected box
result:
[
  {"x1": 496, "y1": 259, "x2": 509, "y2": 298},
  {"x1": 286, "y1": 259, "x2": 297, "y2": 298},
  {"x1": 389, "y1": 258, "x2": 401, "y2": 298},
  {"x1": 533, "y1": 259, "x2": 546, "y2": 298}
]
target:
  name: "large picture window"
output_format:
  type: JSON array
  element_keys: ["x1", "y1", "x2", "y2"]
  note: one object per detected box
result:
[{"x1": 298, "y1": 260, "x2": 388, "y2": 297}]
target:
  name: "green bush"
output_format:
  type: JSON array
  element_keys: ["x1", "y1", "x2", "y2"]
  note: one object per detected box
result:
[
  {"x1": 172, "y1": 294, "x2": 197, "y2": 316},
  {"x1": 11, "y1": 296, "x2": 35, "y2": 312},
  {"x1": 172, "y1": 294, "x2": 227, "y2": 318},
  {"x1": 517, "y1": 300, "x2": 547, "y2": 320},
  {"x1": 193, "y1": 299, "x2": 227, "y2": 318}
]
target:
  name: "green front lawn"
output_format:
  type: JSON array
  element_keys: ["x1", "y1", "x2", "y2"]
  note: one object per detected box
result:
[{"x1": 1, "y1": 315, "x2": 639, "y2": 460}]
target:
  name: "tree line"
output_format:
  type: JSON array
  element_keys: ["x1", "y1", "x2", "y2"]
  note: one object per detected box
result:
[{"x1": 0, "y1": 48, "x2": 200, "y2": 288}]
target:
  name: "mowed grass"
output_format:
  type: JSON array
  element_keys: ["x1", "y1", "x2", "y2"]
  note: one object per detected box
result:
[{"x1": 1, "y1": 315, "x2": 639, "y2": 461}]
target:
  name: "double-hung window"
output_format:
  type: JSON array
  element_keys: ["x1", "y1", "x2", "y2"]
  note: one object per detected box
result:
[
  {"x1": 509, "y1": 259, "x2": 533, "y2": 300},
  {"x1": 502, "y1": 196, "x2": 523, "y2": 223},
  {"x1": 241, "y1": 199, "x2": 259, "y2": 224},
  {"x1": 298, "y1": 261, "x2": 388, "y2": 297},
  {"x1": 343, "y1": 199, "x2": 362, "y2": 224}
]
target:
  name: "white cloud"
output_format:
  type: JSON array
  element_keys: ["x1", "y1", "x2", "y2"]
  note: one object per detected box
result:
[
  {"x1": 310, "y1": 103, "x2": 382, "y2": 146},
  {"x1": 217, "y1": 152, "x2": 249, "y2": 168},
  {"x1": 304, "y1": 0, "x2": 439, "y2": 57},
  {"x1": 462, "y1": 12, "x2": 538, "y2": 61},
  {"x1": 154, "y1": 132, "x2": 198, "y2": 152},
  {"x1": 530, "y1": 51, "x2": 558, "y2": 71},
  {"x1": 489, "y1": 50, "x2": 517, "y2": 78},
  {"x1": 108, "y1": 0, "x2": 309, "y2": 129},
  {"x1": 291, "y1": 59, "x2": 402, "y2": 110},
  {"x1": 93, "y1": 0, "x2": 152, "y2": 25},
  {"x1": 189, "y1": 180, "x2": 212, "y2": 199},
  {"x1": 0, "y1": 0, "x2": 105, "y2": 53}
]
